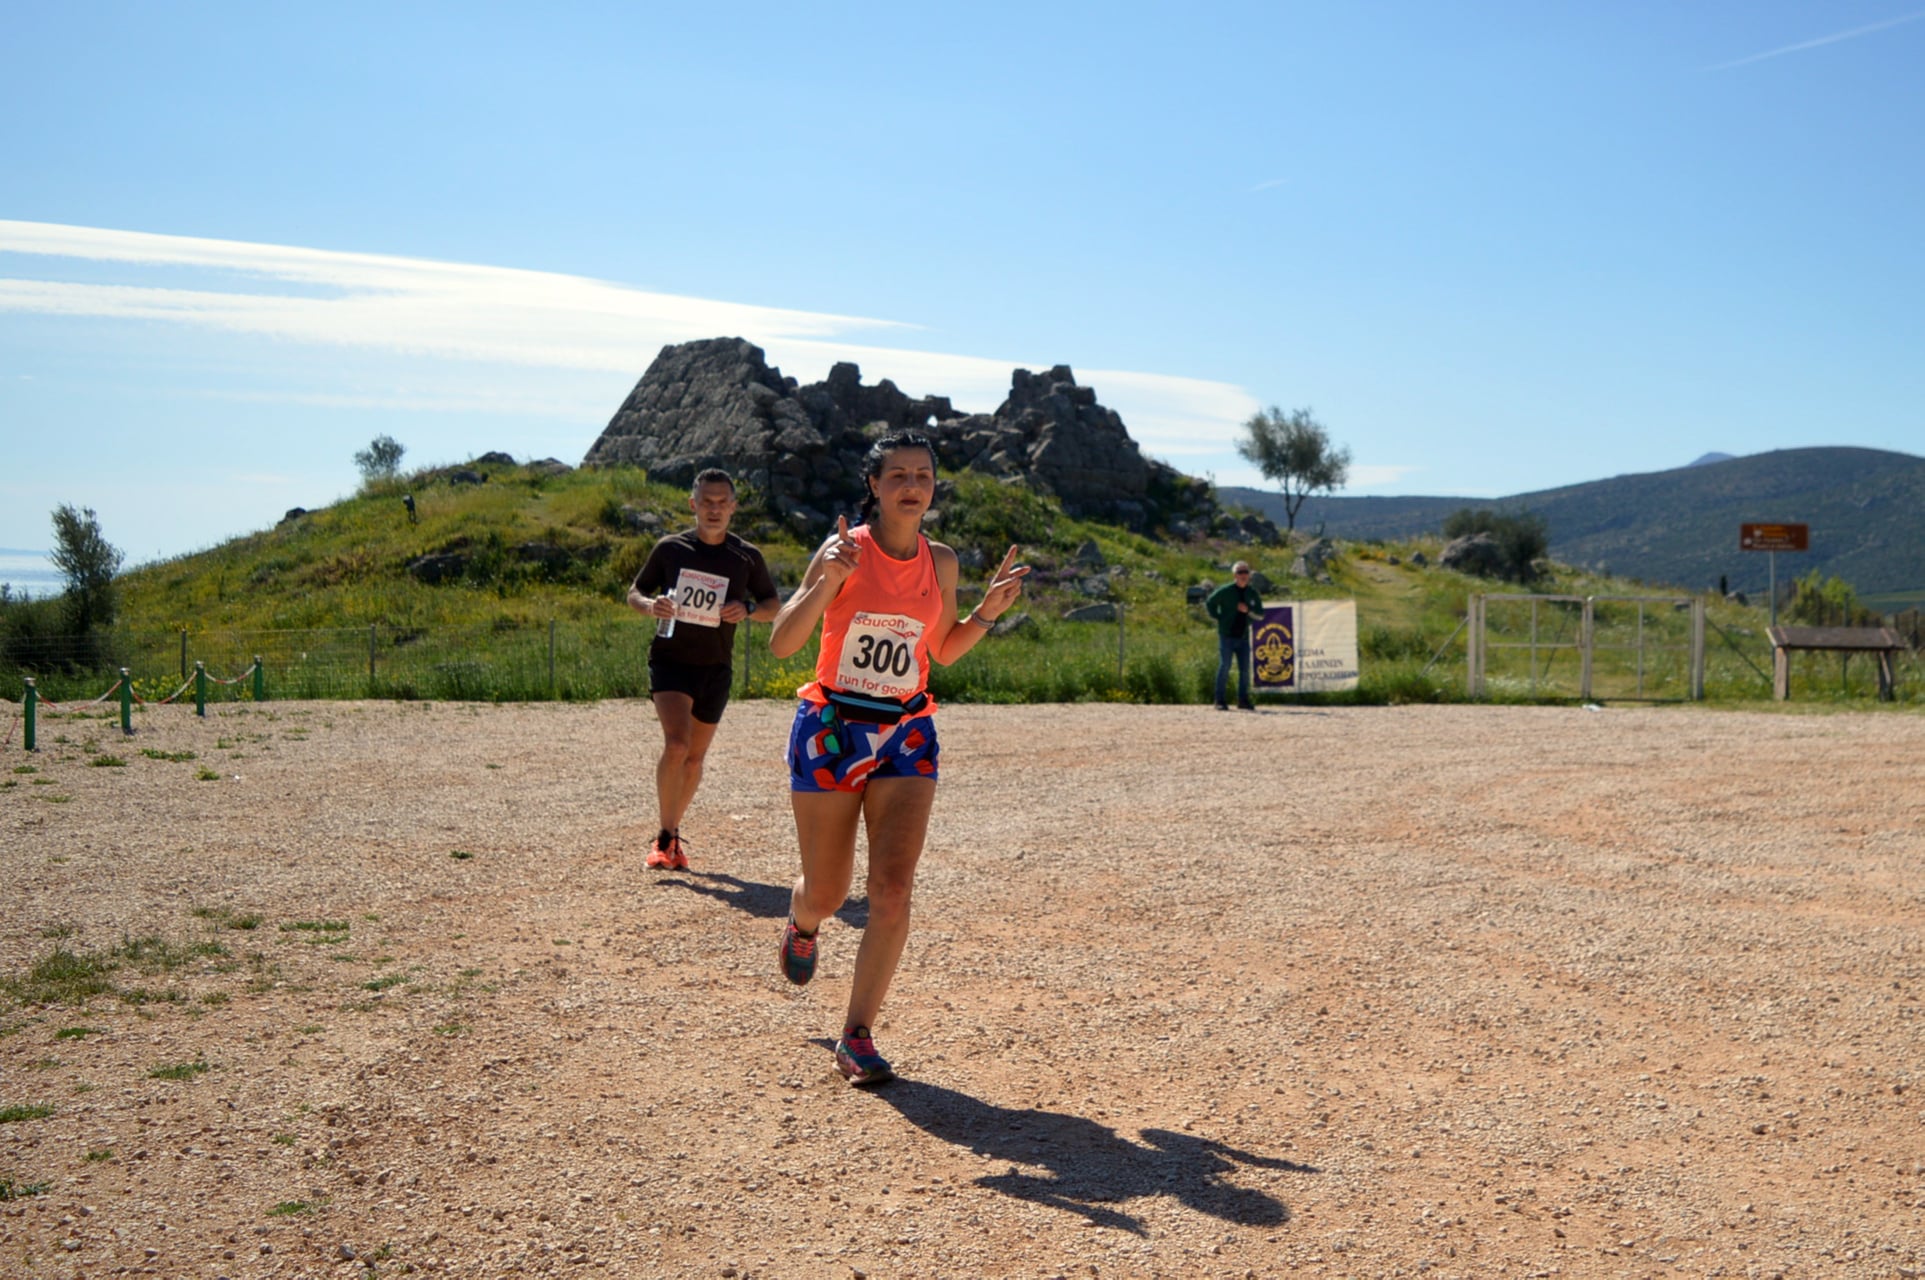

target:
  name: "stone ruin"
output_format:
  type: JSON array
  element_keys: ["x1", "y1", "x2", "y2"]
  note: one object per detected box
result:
[{"x1": 580, "y1": 337, "x2": 1218, "y2": 535}]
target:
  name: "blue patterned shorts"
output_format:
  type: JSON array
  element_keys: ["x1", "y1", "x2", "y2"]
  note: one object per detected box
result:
[{"x1": 787, "y1": 701, "x2": 939, "y2": 793}]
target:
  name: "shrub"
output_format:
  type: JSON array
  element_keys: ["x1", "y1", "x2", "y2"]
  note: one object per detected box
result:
[{"x1": 1442, "y1": 507, "x2": 1549, "y2": 583}]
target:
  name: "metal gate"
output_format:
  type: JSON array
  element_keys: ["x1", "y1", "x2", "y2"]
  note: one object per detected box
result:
[{"x1": 1469, "y1": 594, "x2": 1706, "y2": 701}]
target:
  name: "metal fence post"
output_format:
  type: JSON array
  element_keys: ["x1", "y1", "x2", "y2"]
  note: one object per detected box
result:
[
  {"x1": 22, "y1": 678, "x2": 35, "y2": 752},
  {"x1": 119, "y1": 668, "x2": 133, "y2": 735},
  {"x1": 253, "y1": 656, "x2": 264, "y2": 702},
  {"x1": 1467, "y1": 595, "x2": 1484, "y2": 698},
  {"x1": 195, "y1": 661, "x2": 207, "y2": 717},
  {"x1": 1580, "y1": 598, "x2": 1595, "y2": 701},
  {"x1": 1691, "y1": 598, "x2": 1706, "y2": 700}
]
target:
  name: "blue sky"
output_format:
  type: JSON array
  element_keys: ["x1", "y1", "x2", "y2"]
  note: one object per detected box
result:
[{"x1": 4, "y1": 1, "x2": 1922, "y2": 576}]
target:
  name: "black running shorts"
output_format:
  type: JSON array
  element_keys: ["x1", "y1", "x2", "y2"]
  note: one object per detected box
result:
[{"x1": 648, "y1": 661, "x2": 733, "y2": 725}]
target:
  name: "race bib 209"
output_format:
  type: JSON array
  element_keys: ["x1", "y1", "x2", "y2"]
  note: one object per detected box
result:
[{"x1": 670, "y1": 568, "x2": 731, "y2": 628}]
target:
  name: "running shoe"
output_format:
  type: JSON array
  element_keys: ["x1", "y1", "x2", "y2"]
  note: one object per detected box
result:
[
  {"x1": 779, "y1": 918, "x2": 817, "y2": 986},
  {"x1": 668, "y1": 831, "x2": 689, "y2": 871},
  {"x1": 834, "y1": 1026, "x2": 894, "y2": 1085},
  {"x1": 645, "y1": 831, "x2": 675, "y2": 870}
]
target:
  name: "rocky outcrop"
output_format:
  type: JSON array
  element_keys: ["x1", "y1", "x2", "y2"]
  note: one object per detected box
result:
[
  {"x1": 582, "y1": 337, "x2": 1216, "y2": 534},
  {"x1": 1440, "y1": 533, "x2": 1509, "y2": 579}
]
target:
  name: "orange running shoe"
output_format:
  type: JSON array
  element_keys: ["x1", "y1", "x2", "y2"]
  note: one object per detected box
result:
[{"x1": 645, "y1": 830, "x2": 675, "y2": 870}]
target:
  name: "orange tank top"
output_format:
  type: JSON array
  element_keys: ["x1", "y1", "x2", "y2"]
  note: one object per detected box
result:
[{"x1": 803, "y1": 525, "x2": 943, "y2": 707}]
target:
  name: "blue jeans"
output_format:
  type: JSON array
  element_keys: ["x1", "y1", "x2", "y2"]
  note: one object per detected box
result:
[{"x1": 1216, "y1": 633, "x2": 1251, "y2": 707}]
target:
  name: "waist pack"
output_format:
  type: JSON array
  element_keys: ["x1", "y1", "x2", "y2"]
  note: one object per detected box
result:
[{"x1": 823, "y1": 688, "x2": 930, "y2": 726}]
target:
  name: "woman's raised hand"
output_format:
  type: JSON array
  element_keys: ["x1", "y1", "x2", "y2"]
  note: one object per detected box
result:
[
  {"x1": 978, "y1": 544, "x2": 1030, "y2": 621},
  {"x1": 816, "y1": 515, "x2": 863, "y2": 590}
]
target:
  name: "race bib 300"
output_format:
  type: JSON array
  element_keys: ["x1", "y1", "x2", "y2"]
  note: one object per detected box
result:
[{"x1": 835, "y1": 611, "x2": 926, "y2": 698}]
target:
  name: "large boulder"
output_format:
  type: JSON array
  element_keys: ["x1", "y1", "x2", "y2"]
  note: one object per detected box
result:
[
  {"x1": 1440, "y1": 533, "x2": 1509, "y2": 579},
  {"x1": 581, "y1": 338, "x2": 1218, "y2": 534}
]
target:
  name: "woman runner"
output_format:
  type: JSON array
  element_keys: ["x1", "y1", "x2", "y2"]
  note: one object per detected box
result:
[{"x1": 769, "y1": 431, "x2": 1029, "y2": 1084}]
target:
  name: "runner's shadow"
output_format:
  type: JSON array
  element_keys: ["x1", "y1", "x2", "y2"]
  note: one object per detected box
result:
[
  {"x1": 867, "y1": 1078, "x2": 1314, "y2": 1233},
  {"x1": 661, "y1": 873, "x2": 868, "y2": 927}
]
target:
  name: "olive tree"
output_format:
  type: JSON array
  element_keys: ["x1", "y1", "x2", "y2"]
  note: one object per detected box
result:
[
  {"x1": 354, "y1": 434, "x2": 406, "y2": 484},
  {"x1": 51, "y1": 503, "x2": 124, "y2": 635},
  {"x1": 1235, "y1": 406, "x2": 1351, "y2": 534}
]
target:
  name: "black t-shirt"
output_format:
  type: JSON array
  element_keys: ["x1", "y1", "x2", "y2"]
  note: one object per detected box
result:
[{"x1": 632, "y1": 530, "x2": 778, "y2": 667}]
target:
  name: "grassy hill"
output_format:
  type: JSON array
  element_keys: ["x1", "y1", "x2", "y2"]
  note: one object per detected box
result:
[
  {"x1": 8, "y1": 455, "x2": 1915, "y2": 706},
  {"x1": 1222, "y1": 446, "x2": 1925, "y2": 603}
]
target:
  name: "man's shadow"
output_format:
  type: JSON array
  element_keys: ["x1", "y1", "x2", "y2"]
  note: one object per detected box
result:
[
  {"x1": 857, "y1": 1077, "x2": 1316, "y2": 1233},
  {"x1": 660, "y1": 872, "x2": 868, "y2": 928}
]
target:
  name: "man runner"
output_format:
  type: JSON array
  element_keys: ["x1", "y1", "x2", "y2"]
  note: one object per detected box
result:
[{"x1": 626, "y1": 469, "x2": 781, "y2": 870}]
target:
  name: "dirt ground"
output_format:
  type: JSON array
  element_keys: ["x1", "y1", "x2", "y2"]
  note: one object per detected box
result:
[{"x1": 1, "y1": 698, "x2": 1922, "y2": 1280}]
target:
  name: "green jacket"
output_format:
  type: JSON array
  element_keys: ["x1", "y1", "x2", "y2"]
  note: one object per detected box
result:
[{"x1": 1206, "y1": 581, "x2": 1264, "y2": 639}]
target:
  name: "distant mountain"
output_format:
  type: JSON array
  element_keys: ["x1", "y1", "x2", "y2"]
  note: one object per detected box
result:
[
  {"x1": 1688, "y1": 452, "x2": 1736, "y2": 467},
  {"x1": 1219, "y1": 447, "x2": 1925, "y2": 596}
]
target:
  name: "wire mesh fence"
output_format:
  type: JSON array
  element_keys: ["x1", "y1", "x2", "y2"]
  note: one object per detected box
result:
[{"x1": 2, "y1": 603, "x2": 1918, "y2": 711}]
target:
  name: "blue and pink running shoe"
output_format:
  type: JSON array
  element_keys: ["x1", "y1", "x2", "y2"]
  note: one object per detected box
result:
[
  {"x1": 834, "y1": 1025, "x2": 894, "y2": 1086},
  {"x1": 779, "y1": 918, "x2": 817, "y2": 986}
]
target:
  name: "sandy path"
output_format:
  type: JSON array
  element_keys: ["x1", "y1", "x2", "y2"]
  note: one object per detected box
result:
[{"x1": 2, "y1": 699, "x2": 1922, "y2": 1279}]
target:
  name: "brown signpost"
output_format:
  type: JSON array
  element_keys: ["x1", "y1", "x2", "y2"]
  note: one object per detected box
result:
[
  {"x1": 1740, "y1": 522, "x2": 1810, "y2": 552},
  {"x1": 1739, "y1": 522, "x2": 1810, "y2": 627}
]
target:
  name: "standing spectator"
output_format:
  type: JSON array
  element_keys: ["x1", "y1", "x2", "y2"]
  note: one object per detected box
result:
[
  {"x1": 627, "y1": 469, "x2": 781, "y2": 870},
  {"x1": 1207, "y1": 561, "x2": 1263, "y2": 711}
]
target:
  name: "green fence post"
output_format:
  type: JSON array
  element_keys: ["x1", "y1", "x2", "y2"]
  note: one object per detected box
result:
[
  {"x1": 253, "y1": 655, "x2": 265, "y2": 702},
  {"x1": 119, "y1": 667, "x2": 133, "y2": 735},
  {"x1": 22, "y1": 677, "x2": 35, "y2": 752},
  {"x1": 195, "y1": 661, "x2": 207, "y2": 717}
]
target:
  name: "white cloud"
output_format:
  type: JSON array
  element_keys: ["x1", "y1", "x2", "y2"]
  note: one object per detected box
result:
[
  {"x1": 0, "y1": 219, "x2": 903, "y2": 372},
  {"x1": 0, "y1": 218, "x2": 1263, "y2": 468}
]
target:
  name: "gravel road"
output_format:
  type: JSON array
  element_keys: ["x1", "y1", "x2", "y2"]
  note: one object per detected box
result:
[{"x1": 3, "y1": 699, "x2": 1922, "y2": 1279}]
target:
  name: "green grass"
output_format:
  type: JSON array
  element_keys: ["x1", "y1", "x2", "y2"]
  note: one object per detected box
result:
[
  {"x1": 8, "y1": 948, "x2": 118, "y2": 1005},
  {"x1": 268, "y1": 1199, "x2": 319, "y2": 1216},
  {"x1": 0, "y1": 1104, "x2": 55, "y2": 1123},
  {"x1": 4, "y1": 931, "x2": 240, "y2": 1009},
  {"x1": 88, "y1": 754, "x2": 127, "y2": 768},
  {"x1": 6, "y1": 458, "x2": 1917, "y2": 708},
  {"x1": 54, "y1": 1026, "x2": 103, "y2": 1040},
  {"x1": 140, "y1": 748, "x2": 198, "y2": 762},
  {"x1": 0, "y1": 1178, "x2": 51, "y2": 1200},
  {"x1": 147, "y1": 1059, "x2": 210, "y2": 1081}
]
